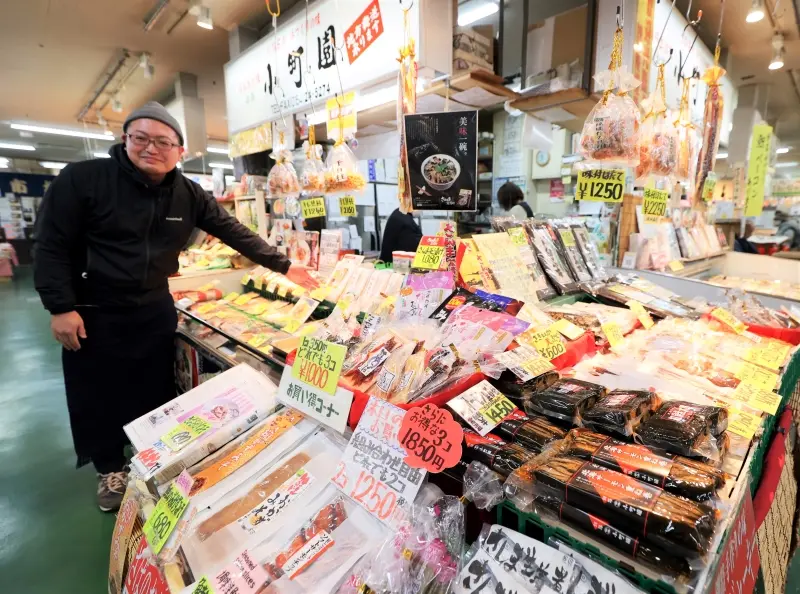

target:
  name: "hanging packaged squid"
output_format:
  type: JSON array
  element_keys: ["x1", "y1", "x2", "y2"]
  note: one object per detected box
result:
[
  {"x1": 397, "y1": 5, "x2": 417, "y2": 214},
  {"x1": 675, "y1": 77, "x2": 700, "y2": 188},
  {"x1": 694, "y1": 47, "x2": 726, "y2": 203},
  {"x1": 635, "y1": 63, "x2": 678, "y2": 185}
]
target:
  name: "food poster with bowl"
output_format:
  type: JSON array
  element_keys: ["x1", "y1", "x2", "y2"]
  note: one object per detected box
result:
[{"x1": 404, "y1": 110, "x2": 478, "y2": 211}]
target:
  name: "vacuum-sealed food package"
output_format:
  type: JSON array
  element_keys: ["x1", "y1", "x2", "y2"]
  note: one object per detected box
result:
[
  {"x1": 488, "y1": 368, "x2": 561, "y2": 408},
  {"x1": 267, "y1": 149, "x2": 301, "y2": 198},
  {"x1": 491, "y1": 409, "x2": 567, "y2": 454},
  {"x1": 637, "y1": 400, "x2": 728, "y2": 459},
  {"x1": 524, "y1": 378, "x2": 607, "y2": 424},
  {"x1": 572, "y1": 224, "x2": 609, "y2": 280},
  {"x1": 562, "y1": 429, "x2": 724, "y2": 502},
  {"x1": 581, "y1": 389, "x2": 660, "y2": 437},
  {"x1": 635, "y1": 65, "x2": 678, "y2": 184},
  {"x1": 524, "y1": 221, "x2": 579, "y2": 294},
  {"x1": 505, "y1": 455, "x2": 717, "y2": 558},
  {"x1": 461, "y1": 431, "x2": 537, "y2": 477},
  {"x1": 553, "y1": 221, "x2": 593, "y2": 282},
  {"x1": 325, "y1": 142, "x2": 366, "y2": 193},
  {"x1": 579, "y1": 93, "x2": 641, "y2": 166}
]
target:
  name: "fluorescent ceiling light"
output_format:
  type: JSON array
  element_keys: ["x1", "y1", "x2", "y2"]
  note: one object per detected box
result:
[
  {"x1": 209, "y1": 162, "x2": 233, "y2": 170},
  {"x1": 776, "y1": 162, "x2": 798, "y2": 168},
  {"x1": 777, "y1": 147, "x2": 790, "y2": 154},
  {"x1": 206, "y1": 146, "x2": 229, "y2": 154},
  {"x1": 40, "y1": 161, "x2": 68, "y2": 169},
  {"x1": 769, "y1": 49, "x2": 784, "y2": 70},
  {"x1": 746, "y1": 0, "x2": 765, "y2": 23},
  {"x1": 0, "y1": 141, "x2": 35, "y2": 151},
  {"x1": 458, "y1": 1, "x2": 498, "y2": 27},
  {"x1": 11, "y1": 123, "x2": 114, "y2": 141},
  {"x1": 716, "y1": 152, "x2": 728, "y2": 159},
  {"x1": 93, "y1": 152, "x2": 110, "y2": 159}
]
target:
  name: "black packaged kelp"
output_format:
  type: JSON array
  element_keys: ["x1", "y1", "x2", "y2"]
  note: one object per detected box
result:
[
  {"x1": 487, "y1": 368, "x2": 560, "y2": 408},
  {"x1": 553, "y1": 221, "x2": 593, "y2": 283},
  {"x1": 491, "y1": 409, "x2": 567, "y2": 454},
  {"x1": 524, "y1": 378, "x2": 607, "y2": 424},
  {"x1": 461, "y1": 430, "x2": 537, "y2": 477},
  {"x1": 505, "y1": 455, "x2": 717, "y2": 558},
  {"x1": 571, "y1": 224, "x2": 609, "y2": 281},
  {"x1": 561, "y1": 429, "x2": 725, "y2": 502},
  {"x1": 524, "y1": 220, "x2": 579, "y2": 295},
  {"x1": 637, "y1": 400, "x2": 728, "y2": 460},
  {"x1": 581, "y1": 389, "x2": 661, "y2": 437}
]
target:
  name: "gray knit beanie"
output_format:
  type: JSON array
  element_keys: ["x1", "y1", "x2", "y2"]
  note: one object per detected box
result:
[{"x1": 123, "y1": 101, "x2": 184, "y2": 145}]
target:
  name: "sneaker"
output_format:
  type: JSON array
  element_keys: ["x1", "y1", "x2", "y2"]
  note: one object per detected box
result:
[{"x1": 97, "y1": 470, "x2": 127, "y2": 512}]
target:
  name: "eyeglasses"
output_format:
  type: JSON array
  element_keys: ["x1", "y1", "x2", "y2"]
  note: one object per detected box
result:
[{"x1": 126, "y1": 132, "x2": 181, "y2": 151}]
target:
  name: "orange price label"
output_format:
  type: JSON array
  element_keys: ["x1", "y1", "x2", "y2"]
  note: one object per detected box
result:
[{"x1": 399, "y1": 404, "x2": 463, "y2": 473}]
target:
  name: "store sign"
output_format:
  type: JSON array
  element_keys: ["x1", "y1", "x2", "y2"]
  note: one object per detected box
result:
[
  {"x1": 229, "y1": 122, "x2": 272, "y2": 158},
  {"x1": 710, "y1": 493, "x2": 760, "y2": 594},
  {"x1": 223, "y1": 0, "x2": 417, "y2": 134},
  {"x1": 576, "y1": 169, "x2": 625, "y2": 203},
  {"x1": 276, "y1": 366, "x2": 353, "y2": 433},
  {"x1": 745, "y1": 124, "x2": 773, "y2": 217},
  {"x1": 332, "y1": 397, "x2": 426, "y2": 526},
  {"x1": 405, "y1": 110, "x2": 478, "y2": 211}
]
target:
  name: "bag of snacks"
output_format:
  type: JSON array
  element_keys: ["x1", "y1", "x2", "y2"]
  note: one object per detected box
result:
[
  {"x1": 267, "y1": 131, "x2": 301, "y2": 198},
  {"x1": 300, "y1": 140, "x2": 326, "y2": 193},
  {"x1": 635, "y1": 64, "x2": 678, "y2": 184},
  {"x1": 325, "y1": 141, "x2": 366, "y2": 193}
]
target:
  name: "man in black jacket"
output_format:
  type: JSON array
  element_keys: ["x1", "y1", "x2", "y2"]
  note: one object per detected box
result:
[
  {"x1": 34, "y1": 102, "x2": 317, "y2": 511},
  {"x1": 379, "y1": 208, "x2": 423, "y2": 262}
]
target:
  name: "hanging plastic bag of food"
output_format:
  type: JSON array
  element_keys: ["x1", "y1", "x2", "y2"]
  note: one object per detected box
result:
[
  {"x1": 396, "y1": 6, "x2": 417, "y2": 214},
  {"x1": 694, "y1": 54, "x2": 726, "y2": 203},
  {"x1": 636, "y1": 64, "x2": 678, "y2": 185},
  {"x1": 266, "y1": 131, "x2": 300, "y2": 199},
  {"x1": 674, "y1": 77, "x2": 700, "y2": 186},
  {"x1": 300, "y1": 140, "x2": 326, "y2": 193},
  {"x1": 324, "y1": 140, "x2": 365, "y2": 193}
]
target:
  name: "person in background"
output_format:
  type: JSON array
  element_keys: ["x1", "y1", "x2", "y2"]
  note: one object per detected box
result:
[
  {"x1": 497, "y1": 181, "x2": 533, "y2": 219},
  {"x1": 379, "y1": 207, "x2": 423, "y2": 262},
  {"x1": 734, "y1": 221, "x2": 758, "y2": 254},
  {"x1": 34, "y1": 102, "x2": 318, "y2": 512}
]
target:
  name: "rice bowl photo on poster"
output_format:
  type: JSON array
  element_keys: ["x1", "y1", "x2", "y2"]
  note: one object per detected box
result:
[{"x1": 404, "y1": 110, "x2": 478, "y2": 211}]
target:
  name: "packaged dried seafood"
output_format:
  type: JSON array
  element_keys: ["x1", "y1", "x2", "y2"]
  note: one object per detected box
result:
[
  {"x1": 553, "y1": 221, "x2": 593, "y2": 282},
  {"x1": 301, "y1": 141, "x2": 327, "y2": 193},
  {"x1": 325, "y1": 142, "x2": 366, "y2": 193},
  {"x1": 524, "y1": 378, "x2": 607, "y2": 424},
  {"x1": 524, "y1": 220, "x2": 579, "y2": 295},
  {"x1": 461, "y1": 431, "x2": 537, "y2": 478},
  {"x1": 491, "y1": 409, "x2": 567, "y2": 454},
  {"x1": 637, "y1": 400, "x2": 728, "y2": 460},
  {"x1": 693, "y1": 58, "x2": 726, "y2": 203},
  {"x1": 581, "y1": 389, "x2": 660, "y2": 437}
]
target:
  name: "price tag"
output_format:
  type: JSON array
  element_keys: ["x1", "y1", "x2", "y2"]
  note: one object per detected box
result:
[
  {"x1": 518, "y1": 326, "x2": 566, "y2": 360},
  {"x1": 191, "y1": 577, "x2": 214, "y2": 594},
  {"x1": 744, "y1": 343, "x2": 790, "y2": 371},
  {"x1": 728, "y1": 361, "x2": 779, "y2": 392},
  {"x1": 494, "y1": 346, "x2": 556, "y2": 381},
  {"x1": 247, "y1": 335, "x2": 268, "y2": 348},
  {"x1": 161, "y1": 415, "x2": 212, "y2": 452},
  {"x1": 576, "y1": 169, "x2": 626, "y2": 203},
  {"x1": 234, "y1": 293, "x2": 257, "y2": 306},
  {"x1": 277, "y1": 285, "x2": 289, "y2": 298},
  {"x1": 627, "y1": 300, "x2": 654, "y2": 329},
  {"x1": 507, "y1": 227, "x2": 528, "y2": 246},
  {"x1": 283, "y1": 319, "x2": 302, "y2": 334},
  {"x1": 642, "y1": 187, "x2": 669, "y2": 223},
  {"x1": 143, "y1": 470, "x2": 193, "y2": 555},
  {"x1": 702, "y1": 172, "x2": 717, "y2": 203},
  {"x1": 240, "y1": 273, "x2": 252, "y2": 286},
  {"x1": 249, "y1": 303, "x2": 270, "y2": 316},
  {"x1": 196, "y1": 303, "x2": 216, "y2": 315},
  {"x1": 727, "y1": 408, "x2": 763, "y2": 440},
  {"x1": 301, "y1": 197, "x2": 327, "y2": 218},
  {"x1": 552, "y1": 318, "x2": 584, "y2": 340},
  {"x1": 310, "y1": 286, "x2": 332, "y2": 301},
  {"x1": 667, "y1": 260, "x2": 685, "y2": 272},
  {"x1": 223, "y1": 292, "x2": 240, "y2": 302},
  {"x1": 293, "y1": 336, "x2": 347, "y2": 395},
  {"x1": 399, "y1": 403, "x2": 463, "y2": 473},
  {"x1": 732, "y1": 383, "x2": 781, "y2": 416},
  {"x1": 412, "y1": 236, "x2": 446, "y2": 270},
  {"x1": 338, "y1": 195, "x2": 356, "y2": 217},
  {"x1": 711, "y1": 308, "x2": 747, "y2": 334},
  {"x1": 601, "y1": 321, "x2": 624, "y2": 348},
  {"x1": 447, "y1": 380, "x2": 518, "y2": 436},
  {"x1": 558, "y1": 228, "x2": 576, "y2": 247},
  {"x1": 361, "y1": 313, "x2": 382, "y2": 340}
]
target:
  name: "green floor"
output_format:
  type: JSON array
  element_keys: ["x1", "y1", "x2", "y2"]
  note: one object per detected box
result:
[{"x1": 0, "y1": 268, "x2": 115, "y2": 593}]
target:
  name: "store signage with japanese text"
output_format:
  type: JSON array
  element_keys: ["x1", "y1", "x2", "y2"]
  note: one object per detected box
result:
[
  {"x1": 745, "y1": 124, "x2": 772, "y2": 217},
  {"x1": 709, "y1": 493, "x2": 760, "y2": 594},
  {"x1": 576, "y1": 169, "x2": 625, "y2": 203},
  {"x1": 405, "y1": 110, "x2": 478, "y2": 211}
]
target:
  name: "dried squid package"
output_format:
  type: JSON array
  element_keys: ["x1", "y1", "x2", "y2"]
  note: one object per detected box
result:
[
  {"x1": 580, "y1": 93, "x2": 641, "y2": 167},
  {"x1": 524, "y1": 378, "x2": 607, "y2": 424},
  {"x1": 504, "y1": 455, "x2": 717, "y2": 558},
  {"x1": 562, "y1": 429, "x2": 725, "y2": 502},
  {"x1": 553, "y1": 221, "x2": 593, "y2": 283},
  {"x1": 300, "y1": 141, "x2": 327, "y2": 193},
  {"x1": 581, "y1": 389, "x2": 660, "y2": 437},
  {"x1": 267, "y1": 148, "x2": 301, "y2": 198},
  {"x1": 325, "y1": 142, "x2": 366, "y2": 193},
  {"x1": 694, "y1": 62, "x2": 726, "y2": 203},
  {"x1": 525, "y1": 221, "x2": 579, "y2": 295},
  {"x1": 635, "y1": 64, "x2": 678, "y2": 184},
  {"x1": 637, "y1": 400, "x2": 728, "y2": 460}
]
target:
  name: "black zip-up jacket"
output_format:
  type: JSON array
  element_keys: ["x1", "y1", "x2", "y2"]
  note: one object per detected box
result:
[{"x1": 34, "y1": 144, "x2": 290, "y2": 314}]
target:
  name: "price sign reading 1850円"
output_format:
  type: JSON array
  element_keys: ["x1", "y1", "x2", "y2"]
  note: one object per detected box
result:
[
  {"x1": 293, "y1": 336, "x2": 347, "y2": 395},
  {"x1": 301, "y1": 197, "x2": 327, "y2": 218},
  {"x1": 576, "y1": 169, "x2": 626, "y2": 203},
  {"x1": 399, "y1": 403, "x2": 463, "y2": 473},
  {"x1": 412, "y1": 236, "x2": 446, "y2": 270}
]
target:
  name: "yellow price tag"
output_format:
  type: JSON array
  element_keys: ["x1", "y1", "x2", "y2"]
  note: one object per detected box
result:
[
  {"x1": 250, "y1": 303, "x2": 270, "y2": 316},
  {"x1": 234, "y1": 293, "x2": 257, "y2": 306},
  {"x1": 339, "y1": 195, "x2": 356, "y2": 217},
  {"x1": 223, "y1": 292, "x2": 240, "y2": 302},
  {"x1": 576, "y1": 169, "x2": 626, "y2": 203},
  {"x1": 266, "y1": 280, "x2": 279, "y2": 293},
  {"x1": 601, "y1": 321, "x2": 624, "y2": 348},
  {"x1": 667, "y1": 260, "x2": 685, "y2": 272},
  {"x1": 142, "y1": 474, "x2": 193, "y2": 555},
  {"x1": 191, "y1": 577, "x2": 215, "y2": 594},
  {"x1": 195, "y1": 258, "x2": 211, "y2": 267},
  {"x1": 521, "y1": 356, "x2": 556, "y2": 378},
  {"x1": 412, "y1": 242, "x2": 446, "y2": 270},
  {"x1": 293, "y1": 336, "x2": 347, "y2": 395},
  {"x1": 558, "y1": 228, "x2": 576, "y2": 247},
  {"x1": 711, "y1": 308, "x2": 747, "y2": 334},
  {"x1": 731, "y1": 383, "x2": 781, "y2": 416},
  {"x1": 161, "y1": 415, "x2": 212, "y2": 452},
  {"x1": 728, "y1": 361, "x2": 779, "y2": 392},
  {"x1": 336, "y1": 296, "x2": 352, "y2": 314},
  {"x1": 310, "y1": 286, "x2": 332, "y2": 301},
  {"x1": 240, "y1": 274, "x2": 252, "y2": 286},
  {"x1": 247, "y1": 335, "x2": 268, "y2": 348},
  {"x1": 642, "y1": 187, "x2": 669, "y2": 223},
  {"x1": 196, "y1": 303, "x2": 216, "y2": 315},
  {"x1": 744, "y1": 343, "x2": 790, "y2": 372},
  {"x1": 479, "y1": 394, "x2": 517, "y2": 426},
  {"x1": 301, "y1": 197, "x2": 327, "y2": 219},
  {"x1": 507, "y1": 227, "x2": 528, "y2": 247},
  {"x1": 519, "y1": 326, "x2": 566, "y2": 360},
  {"x1": 627, "y1": 300, "x2": 654, "y2": 329},
  {"x1": 727, "y1": 408, "x2": 764, "y2": 440},
  {"x1": 551, "y1": 318, "x2": 585, "y2": 341},
  {"x1": 283, "y1": 319, "x2": 303, "y2": 334},
  {"x1": 277, "y1": 285, "x2": 289, "y2": 298},
  {"x1": 702, "y1": 173, "x2": 717, "y2": 203}
]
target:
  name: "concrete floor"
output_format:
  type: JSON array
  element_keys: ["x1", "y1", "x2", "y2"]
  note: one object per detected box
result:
[{"x1": 0, "y1": 268, "x2": 115, "y2": 593}]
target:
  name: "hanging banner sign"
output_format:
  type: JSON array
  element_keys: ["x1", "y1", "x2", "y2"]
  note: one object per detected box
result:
[{"x1": 745, "y1": 124, "x2": 773, "y2": 217}]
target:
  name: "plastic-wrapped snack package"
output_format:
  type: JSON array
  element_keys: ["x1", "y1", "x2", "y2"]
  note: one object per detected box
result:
[
  {"x1": 490, "y1": 409, "x2": 567, "y2": 454},
  {"x1": 462, "y1": 462, "x2": 505, "y2": 510},
  {"x1": 391, "y1": 349, "x2": 427, "y2": 404},
  {"x1": 300, "y1": 141, "x2": 327, "y2": 193},
  {"x1": 581, "y1": 389, "x2": 661, "y2": 438},
  {"x1": 487, "y1": 368, "x2": 561, "y2": 408},
  {"x1": 553, "y1": 221, "x2": 593, "y2": 282},
  {"x1": 461, "y1": 431, "x2": 537, "y2": 478},
  {"x1": 580, "y1": 92, "x2": 641, "y2": 166},
  {"x1": 693, "y1": 62, "x2": 726, "y2": 203},
  {"x1": 370, "y1": 341, "x2": 417, "y2": 401},
  {"x1": 267, "y1": 149, "x2": 301, "y2": 199},
  {"x1": 429, "y1": 288, "x2": 523, "y2": 324},
  {"x1": 325, "y1": 142, "x2": 366, "y2": 193},
  {"x1": 492, "y1": 218, "x2": 558, "y2": 301},
  {"x1": 571, "y1": 223, "x2": 608, "y2": 280},
  {"x1": 524, "y1": 378, "x2": 607, "y2": 425},
  {"x1": 636, "y1": 400, "x2": 728, "y2": 460},
  {"x1": 561, "y1": 429, "x2": 725, "y2": 502},
  {"x1": 635, "y1": 65, "x2": 678, "y2": 185},
  {"x1": 524, "y1": 221, "x2": 579, "y2": 294},
  {"x1": 504, "y1": 455, "x2": 717, "y2": 558}
]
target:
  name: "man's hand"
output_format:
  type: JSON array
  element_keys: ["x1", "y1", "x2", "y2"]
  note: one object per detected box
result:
[
  {"x1": 285, "y1": 263, "x2": 320, "y2": 291},
  {"x1": 51, "y1": 311, "x2": 87, "y2": 351}
]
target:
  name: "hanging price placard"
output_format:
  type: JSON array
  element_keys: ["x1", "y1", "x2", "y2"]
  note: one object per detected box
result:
[
  {"x1": 293, "y1": 336, "x2": 347, "y2": 395},
  {"x1": 301, "y1": 197, "x2": 327, "y2": 218},
  {"x1": 727, "y1": 361, "x2": 779, "y2": 392},
  {"x1": 744, "y1": 342, "x2": 791, "y2": 372},
  {"x1": 412, "y1": 236, "x2": 446, "y2": 270},
  {"x1": 727, "y1": 408, "x2": 764, "y2": 440},
  {"x1": 338, "y1": 195, "x2": 356, "y2": 217},
  {"x1": 576, "y1": 169, "x2": 626, "y2": 203},
  {"x1": 642, "y1": 187, "x2": 669, "y2": 223}
]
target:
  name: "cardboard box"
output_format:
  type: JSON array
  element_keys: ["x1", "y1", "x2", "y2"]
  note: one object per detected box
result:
[
  {"x1": 453, "y1": 26, "x2": 493, "y2": 65},
  {"x1": 453, "y1": 49, "x2": 494, "y2": 74}
]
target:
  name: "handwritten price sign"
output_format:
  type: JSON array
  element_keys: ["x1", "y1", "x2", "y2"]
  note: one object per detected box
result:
[
  {"x1": 143, "y1": 471, "x2": 193, "y2": 555},
  {"x1": 576, "y1": 169, "x2": 626, "y2": 203},
  {"x1": 301, "y1": 197, "x2": 327, "y2": 218},
  {"x1": 293, "y1": 336, "x2": 346, "y2": 395},
  {"x1": 518, "y1": 326, "x2": 566, "y2": 360},
  {"x1": 399, "y1": 404, "x2": 463, "y2": 473},
  {"x1": 412, "y1": 236, "x2": 446, "y2": 270},
  {"x1": 642, "y1": 187, "x2": 669, "y2": 223},
  {"x1": 338, "y1": 195, "x2": 356, "y2": 217},
  {"x1": 711, "y1": 308, "x2": 747, "y2": 334},
  {"x1": 161, "y1": 415, "x2": 212, "y2": 452}
]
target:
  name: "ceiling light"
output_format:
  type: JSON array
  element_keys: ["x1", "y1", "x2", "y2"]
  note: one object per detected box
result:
[
  {"x1": 769, "y1": 40, "x2": 785, "y2": 70},
  {"x1": 746, "y1": 0, "x2": 765, "y2": 23},
  {"x1": 776, "y1": 162, "x2": 798, "y2": 168},
  {"x1": 206, "y1": 146, "x2": 230, "y2": 154},
  {"x1": 93, "y1": 152, "x2": 110, "y2": 159},
  {"x1": 40, "y1": 161, "x2": 68, "y2": 169},
  {"x1": 112, "y1": 97, "x2": 123, "y2": 113},
  {"x1": 458, "y1": 1, "x2": 498, "y2": 27},
  {"x1": 209, "y1": 162, "x2": 233, "y2": 170},
  {"x1": 0, "y1": 141, "x2": 36, "y2": 151},
  {"x1": 716, "y1": 152, "x2": 728, "y2": 159},
  {"x1": 777, "y1": 147, "x2": 790, "y2": 154},
  {"x1": 197, "y1": 6, "x2": 213, "y2": 30},
  {"x1": 11, "y1": 123, "x2": 114, "y2": 141}
]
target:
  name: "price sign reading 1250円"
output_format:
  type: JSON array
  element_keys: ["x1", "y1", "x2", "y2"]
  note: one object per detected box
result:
[
  {"x1": 576, "y1": 169, "x2": 626, "y2": 203},
  {"x1": 293, "y1": 336, "x2": 346, "y2": 395}
]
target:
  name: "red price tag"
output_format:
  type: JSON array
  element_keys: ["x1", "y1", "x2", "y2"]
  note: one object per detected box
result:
[{"x1": 399, "y1": 404, "x2": 463, "y2": 473}]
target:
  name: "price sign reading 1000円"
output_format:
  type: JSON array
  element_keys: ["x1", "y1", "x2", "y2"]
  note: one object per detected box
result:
[{"x1": 293, "y1": 336, "x2": 347, "y2": 395}]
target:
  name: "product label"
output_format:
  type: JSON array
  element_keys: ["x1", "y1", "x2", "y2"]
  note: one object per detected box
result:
[
  {"x1": 494, "y1": 346, "x2": 555, "y2": 382},
  {"x1": 234, "y1": 293, "x2": 257, "y2": 306},
  {"x1": 602, "y1": 392, "x2": 636, "y2": 407},
  {"x1": 576, "y1": 169, "x2": 626, "y2": 203},
  {"x1": 161, "y1": 415, "x2": 212, "y2": 452},
  {"x1": 237, "y1": 469, "x2": 315, "y2": 535},
  {"x1": 507, "y1": 227, "x2": 528, "y2": 246},
  {"x1": 558, "y1": 228, "x2": 576, "y2": 247},
  {"x1": 568, "y1": 462, "x2": 660, "y2": 518},
  {"x1": 375, "y1": 367, "x2": 396, "y2": 394},
  {"x1": 280, "y1": 530, "x2": 335, "y2": 579},
  {"x1": 662, "y1": 404, "x2": 697, "y2": 423},
  {"x1": 360, "y1": 313, "x2": 381, "y2": 340},
  {"x1": 412, "y1": 236, "x2": 446, "y2": 270},
  {"x1": 143, "y1": 470, "x2": 194, "y2": 555},
  {"x1": 301, "y1": 197, "x2": 326, "y2": 218},
  {"x1": 594, "y1": 442, "x2": 674, "y2": 487},
  {"x1": 667, "y1": 260, "x2": 685, "y2": 272},
  {"x1": 576, "y1": 510, "x2": 639, "y2": 556},
  {"x1": 357, "y1": 347, "x2": 391, "y2": 377},
  {"x1": 447, "y1": 380, "x2": 518, "y2": 436}
]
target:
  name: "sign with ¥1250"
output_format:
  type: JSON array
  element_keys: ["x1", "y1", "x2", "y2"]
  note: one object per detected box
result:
[{"x1": 576, "y1": 169, "x2": 625, "y2": 203}]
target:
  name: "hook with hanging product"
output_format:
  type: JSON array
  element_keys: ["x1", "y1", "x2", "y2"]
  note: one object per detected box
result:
[
  {"x1": 652, "y1": 0, "x2": 678, "y2": 60},
  {"x1": 615, "y1": 4, "x2": 623, "y2": 28},
  {"x1": 654, "y1": 47, "x2": 673, "y2": 67},
  {"x1": 678, "y1": 9, "x2": 703, "y2": 80}
]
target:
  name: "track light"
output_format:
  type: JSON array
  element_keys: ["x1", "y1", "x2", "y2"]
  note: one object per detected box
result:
[
  {"x1": 197, "y1": 6, "x2": 213, "y2": 30},
  {"x1": 746, "y1": 0, "x2": 765, "y2": 23},
  {"x1": 769, "y1": 35, "x2": 785, "y2": 70},
  {"x1": 11, "y1": 123, "x2": 114, "y2": 141}
]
